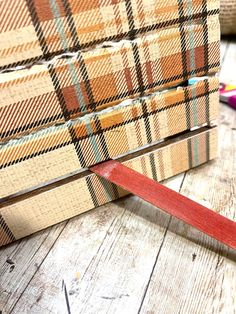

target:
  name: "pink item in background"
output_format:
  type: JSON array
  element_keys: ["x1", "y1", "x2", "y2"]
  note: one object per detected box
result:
[{"x1": 220, "y1": 83, "x2": 236, "y2": 110}]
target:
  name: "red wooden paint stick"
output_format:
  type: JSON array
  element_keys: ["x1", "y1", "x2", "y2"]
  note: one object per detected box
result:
[{"x1": 90, "y1": 160, "x2": 236, "y2": 250}]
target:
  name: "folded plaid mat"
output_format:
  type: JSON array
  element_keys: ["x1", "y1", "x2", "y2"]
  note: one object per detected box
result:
[
  {"x1": 0, "y1": 77, "x2": 218, "y2": 198},
  {"x1": 0, "y1": 0, "x2": 219, "y2": 69},
  {"x1": 0, "y1": 16, "x2": 220, "y2": 141}
]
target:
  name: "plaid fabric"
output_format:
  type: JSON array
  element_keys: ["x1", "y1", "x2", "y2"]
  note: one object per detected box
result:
[
  {"x1": 0, "y1": 16, "x2": 220, "y2": 141},
  {"x1": 0, "y1": 127, "x2": 217, "y2": 246},
  {"x1": 0, "y1": 77, "x2": 219, "y2": 198},
  {"x1": 0, "y1": 214, "x2": 16, "y2": 246},
  {"x1": 0, "y1": 0, "x2": 219, "y2": 69}
]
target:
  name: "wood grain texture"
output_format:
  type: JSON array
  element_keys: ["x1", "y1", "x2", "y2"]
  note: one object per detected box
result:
[
  {"x1": 139, "y1": 41, "x2": 236, "y2": 314},
  {"x1": 1, "y1": 176, "x2": 184, "y2": 314},
  {"x1": 0, "y1": 222, "x2": 67, "y2": 313},
  {"x1": 139, "y1": 98, "x2": 236, "y2": 314}
]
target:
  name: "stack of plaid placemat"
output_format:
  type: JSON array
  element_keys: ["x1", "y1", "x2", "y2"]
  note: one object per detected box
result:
[{"x1": 0, "y1": 0, "x2": 220, "y2": 246}]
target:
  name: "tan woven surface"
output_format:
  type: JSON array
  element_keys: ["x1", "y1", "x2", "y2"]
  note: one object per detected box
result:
[{"x1": 220, "y1": 0, "x2": 236, "y2": 34}]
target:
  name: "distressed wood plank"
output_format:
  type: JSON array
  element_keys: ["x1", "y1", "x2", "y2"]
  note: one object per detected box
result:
[
  {"x1": 0, "y1": 222, "x2": 67, "y2": 313},
  {"x1": 7, "y1": 176, "x2": 184, "y2": 314},
  {"x1": 0, "y1": 201, "x2": 135, "y2": 313}
]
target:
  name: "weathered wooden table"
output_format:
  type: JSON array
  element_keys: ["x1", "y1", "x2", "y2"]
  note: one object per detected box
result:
[{"x1": 0, "y1": 40, "x2": 235, "y2": 314}]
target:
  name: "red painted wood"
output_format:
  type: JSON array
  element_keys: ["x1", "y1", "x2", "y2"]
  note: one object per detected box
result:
[{"x1": 91, "y1": 160, "x2": 236, "y2": 250}]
